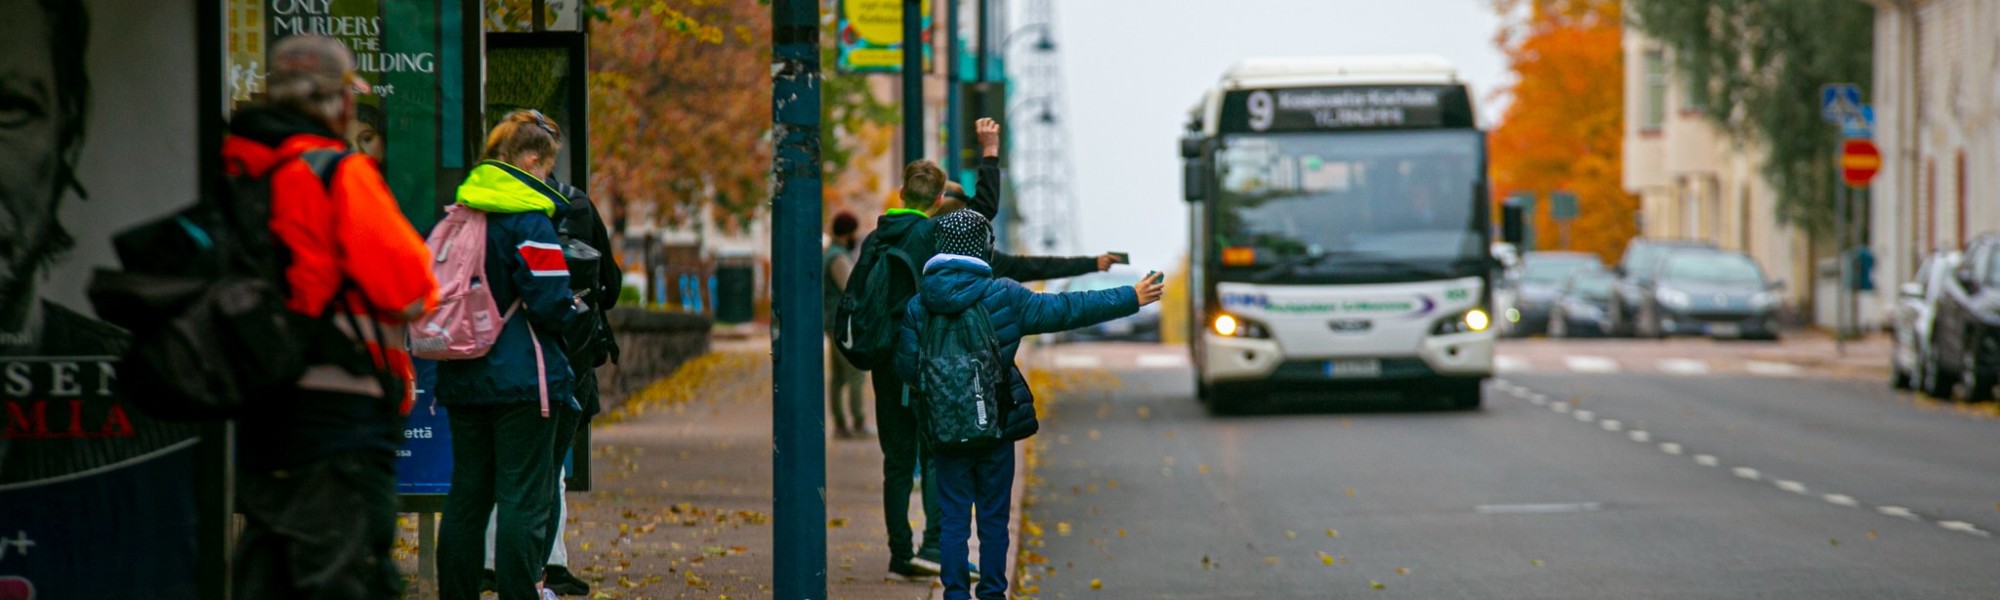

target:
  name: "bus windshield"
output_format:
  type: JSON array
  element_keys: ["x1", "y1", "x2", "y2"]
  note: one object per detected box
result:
[{"x1": 1212, "y1": 129, "x2": 1484, "y2": 284}]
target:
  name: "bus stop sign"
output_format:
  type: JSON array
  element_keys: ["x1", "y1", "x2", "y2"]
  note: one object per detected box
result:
[{"x1": 1840, "y1": 139, "x2": 1880, "y2": 188}]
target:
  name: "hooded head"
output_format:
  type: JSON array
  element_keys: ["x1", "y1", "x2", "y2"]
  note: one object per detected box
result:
[{"x1": 933, "y1": 210, "x2": 994, "y2": 262}]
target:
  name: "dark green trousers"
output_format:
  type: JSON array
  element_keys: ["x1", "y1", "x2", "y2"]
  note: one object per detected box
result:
[{"x1": 439, "y1": 403, "x2": 558, "y2": 600}]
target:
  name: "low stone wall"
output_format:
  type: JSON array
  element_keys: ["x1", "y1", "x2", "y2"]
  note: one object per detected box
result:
[{"x1": 598, "y1": 308, "x2": 713, "y2": 410}]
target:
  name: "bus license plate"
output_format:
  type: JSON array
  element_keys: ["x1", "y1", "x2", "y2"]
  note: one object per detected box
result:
[{"x1": 1327, "y1": 359, "x2": 1382, "y2": 378}]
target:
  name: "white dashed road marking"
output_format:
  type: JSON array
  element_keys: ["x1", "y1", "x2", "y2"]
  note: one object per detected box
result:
[
  {"x1": 1574, "y1": 410, "x2": 1596, "y2": 422},
  {"x1": 1529, "y1": 394, "x2": 1549, "y2": 406},
  {"x1": 1823, "y1": 494, "x2": 1859, "y2": 507},
  {"x1": 1877, "y1": 506, "x2": 1920, "y2": 521},
  {"x1": 1939, "y1": 521, "x2": 1991, "y2": 537},
  {"x1": 1136, "y1": 353, "x2": 1189, "y2": 368},
  {"x1": 1551, "y1": 402, "x2": 1570, "y2": 414},
  {"x1": 1745, "y1": 361, "x2": 1803, "y2": 377},
  {"x1": 1563, "y1": 355, "x2": 1620, "y2": 373},
  {"x1": 1495, "y1": 356, "x2": 1532, "y2": 373},
  {"x1": 1732, "y1": 467, "x2": 1762, "y2": 481},
  {"x1": 1775, "y1": 480, "x2": 1809, "y2": 495},
  {"x1": 1600, "y1": 419, "x2": 1623, "y2": 431},
  {"x1": 1658, "y1": 359, "x2": 1710, "y2": 375},
  {"x1": 1659, "y1": 442, "x2": 1683, "y2": 455},
  {"x1": 1628, "y1": 430, "x2": 1651, "y2": 442},
  {"x1": 1053, "y1": 354, "x2": 1103, "y2": 369},
  {"x1": 1695, "y1": 454, "x2": 1720, "y2": 467}
]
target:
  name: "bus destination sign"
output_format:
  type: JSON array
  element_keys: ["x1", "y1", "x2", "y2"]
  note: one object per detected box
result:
[{"x1": 1219, "y1": 85, "x2": 1473, "y2": 134}]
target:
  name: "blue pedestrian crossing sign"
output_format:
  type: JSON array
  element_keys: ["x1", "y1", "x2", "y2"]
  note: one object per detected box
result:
[
  {"x1": 1821, "y1": 83, "x2": 1862, "y2": 123},
  {"x1": 1841, "y1": 105, "x2": 1875, "y2": 139}
]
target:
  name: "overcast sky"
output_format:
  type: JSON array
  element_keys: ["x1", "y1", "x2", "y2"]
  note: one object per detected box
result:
[{"x1": 1033, "y1": 0, "x2": 1508, "y2": 273}]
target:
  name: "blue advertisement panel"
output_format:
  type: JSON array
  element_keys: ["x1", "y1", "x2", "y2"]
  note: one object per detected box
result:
[
  {"x1": 0, "y1": 440, "x2": 200, "y2": 600},
  {"x1": 396, "y1": 358, "x2": 452, "y2": 495}
]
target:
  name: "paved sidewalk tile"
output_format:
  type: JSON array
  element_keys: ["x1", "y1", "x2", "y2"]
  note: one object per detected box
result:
[{"x1": 396, "y1": 350, "x2": 940, "y2": 599}]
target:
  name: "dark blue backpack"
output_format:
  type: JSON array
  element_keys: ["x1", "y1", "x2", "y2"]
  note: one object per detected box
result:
[{"x1": 915, "y1": 304, "x2": 1006, "y2": 456}]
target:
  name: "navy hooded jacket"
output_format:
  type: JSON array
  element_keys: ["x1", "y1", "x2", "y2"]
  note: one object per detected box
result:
[
  {"x1": 435, "y1": 161, "x2": 584, "y2": 410},
  {"x1": 894, "y1": 255, "x2": 1138, "y2": 441}
]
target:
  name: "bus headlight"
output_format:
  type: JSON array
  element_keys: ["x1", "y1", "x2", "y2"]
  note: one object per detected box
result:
[
  {"x1": 1212, "y1": 314, "x2": 1270, "y2": 338},
  {"x1": 1434, "y1": 308, "x2": 1491, "y2": 335}
]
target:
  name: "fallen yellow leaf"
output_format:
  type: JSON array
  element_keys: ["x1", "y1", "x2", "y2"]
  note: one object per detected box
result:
[
  {"x1": 1198, "y1": 464, "x2": 1211, "y2": 475},
  {"x1": 1532, "y1": 559, "x2": 1544, "y2": 567},
  {"x1": 1829, "y1": 539, "x2": 1839, "y2": 547},
  {"x1": 1867, "y1": 530, "x2": 1878, "y2": 540},
  {"x1": 1262, "y1": 556, "x2": 1281, "y2": 564},
  {"x1": 1117, "y1": 529, "x2": 1126, "y2": 537},
  {"x1": 1106, "y1": 479, "x2": 1120, "y2": 490},
  {"x1": 1025, "y1": 521, "x2": 1045, "y2": 537},
  {"x1": 1057, "y1": 522, "x2": 1072, "y2": 536},
  {"x1": 1346, "y1": 487, "x2": 1357, "y2": 497},
  {"x1": 1326, "y1": 528, "x2": 1339, "y2": 538},
  {"x1": 1090, "y1": 578, "x2": 1103, "y2": 590},
  {"x1": 1397, "y1": 567, "x2": 1411, "y2": 576},
  {"x1": 1318, "y1": 551, "x2": 1335, "y2": 566},
  {"x1": 1284, "y1": 530, "x2": 1297, "y2": 540},
  {"x1": 1137, "y1": 406, "x2": 1152, "y2": 419},
  {"x1": 1370, "y1": 580, "x2": 1385, "y2": 590},
  {"x1": 828, "y1": 518, "x2": 848, "y2": 528}
]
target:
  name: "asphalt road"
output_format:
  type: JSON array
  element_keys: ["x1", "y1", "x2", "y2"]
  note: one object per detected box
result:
[{"x1": 1022, "y1": 342, "x2": 2000, "y2": 599}]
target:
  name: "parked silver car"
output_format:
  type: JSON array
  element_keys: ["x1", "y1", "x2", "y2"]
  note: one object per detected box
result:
[{"x1": 1891, "y1": 250, "x2": 1962, "y2": 391}]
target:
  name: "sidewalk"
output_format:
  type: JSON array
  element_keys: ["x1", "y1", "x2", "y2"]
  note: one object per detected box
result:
[{"x1": 395, "y1": 345, "x2": 942, "y2": 599}]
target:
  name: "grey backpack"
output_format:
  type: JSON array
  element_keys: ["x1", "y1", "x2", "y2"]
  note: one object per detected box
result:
[{"x1": 915, "y1": 304, "x2": 1006, "y2": 455}]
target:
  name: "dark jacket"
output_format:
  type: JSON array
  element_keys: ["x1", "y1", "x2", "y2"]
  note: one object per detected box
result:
[
  {"x1": 865, "y1": 156, "x2": 1100, "y2": 286},
  {"x1": 894, "y1": 255, "x2": 1138, "y2": 441},
  {"x1": 436, "y1": 161, "x2": 584, "y2": 410}
]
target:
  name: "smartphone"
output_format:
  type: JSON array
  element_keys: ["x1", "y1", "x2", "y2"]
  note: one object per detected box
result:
[
  {"x1": 1109, "y1": 252, "x2": 1131, "y2": 264},
  {"x1": 1145, "y1": 271, "x2": 1164, "y2": 286}
]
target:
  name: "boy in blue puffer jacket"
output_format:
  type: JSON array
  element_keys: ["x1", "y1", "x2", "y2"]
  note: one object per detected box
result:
[{"x1": 894, "y1": 211, "x2": 1164, "y2": 600}]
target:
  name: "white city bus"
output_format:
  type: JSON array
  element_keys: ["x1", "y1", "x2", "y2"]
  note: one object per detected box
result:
[{"x1": 1179, "y1": 55, "x2": 1495, "y2": 411}]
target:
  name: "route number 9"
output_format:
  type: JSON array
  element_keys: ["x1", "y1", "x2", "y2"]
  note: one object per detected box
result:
[{"x1": 1247, "y1": 91, "x2": 1275, "y2": 131}]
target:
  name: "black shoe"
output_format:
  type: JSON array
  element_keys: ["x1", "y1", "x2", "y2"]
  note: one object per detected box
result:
[
  {"x1": 886, "y1": 560, "x2": 936, "y2": 582},
  {"x1": 544, "y1": 565, "x2": 591, "y2": 596},
  {"x1": 480, "y1": 569, "x2": 497, "y2": 594}
]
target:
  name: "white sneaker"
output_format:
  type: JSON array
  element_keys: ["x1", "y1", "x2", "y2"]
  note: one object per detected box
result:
[
  {"x1": 540, "y1": 588, "x2": 559, "y2": 600},
  {"x1": 906, "y1": 557, "x2": 943, "y2": 575}
]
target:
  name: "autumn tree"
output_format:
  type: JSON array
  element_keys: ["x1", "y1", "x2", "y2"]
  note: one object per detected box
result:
[
  {"x1": 1626, "y1": 0, "x2": 1873, "y2": 236},
  {"x1": 1488, "y1": 0, "x2": 1635, "y2": 265}
]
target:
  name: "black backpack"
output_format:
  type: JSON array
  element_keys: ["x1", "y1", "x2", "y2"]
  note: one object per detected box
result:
[
  {"x1": 554, "y1": 202, "x2": 611, "y2": 368},
  {"x1": 833, "y1": 234, "x2": 921, "y2": 370},
  {"x1": 915, "y1": 304, "x2": 1006, "y2": 455},
  {"x1": 86, "y1": 150, "x2": 380, "y2": 420}
]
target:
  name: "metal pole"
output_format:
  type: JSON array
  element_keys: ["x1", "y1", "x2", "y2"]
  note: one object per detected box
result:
[
  {"x1": 903, "y1": 0, "x2": 925, "y2": 168},
  {"x1": 771, "y1": 1, "x2": 827, "y2": 597},
  {"x1": 1834, "y1": 144, "x2": 1848, "y2": 355},
  {"x1": 945, "y1": 0, "x2": 962, "y2": 178},
  {"x1": 976, "y1": 0, "x2": 990, "y2": 81}
]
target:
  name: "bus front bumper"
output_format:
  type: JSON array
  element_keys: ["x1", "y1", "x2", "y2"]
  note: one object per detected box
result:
[{"x1": 1201, "y1": 331, "x2": 1495, "y2": 386}]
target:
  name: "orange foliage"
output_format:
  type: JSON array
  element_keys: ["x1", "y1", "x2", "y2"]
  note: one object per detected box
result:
[
  {"x1": 588, "y1": 2, "x2": 771, "y2": 232},
  {"x1": 1489, "y1": 0, "x2": 1637, "y2": 265}
]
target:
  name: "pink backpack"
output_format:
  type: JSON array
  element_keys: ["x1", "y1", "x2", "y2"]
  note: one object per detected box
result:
[{"x1": 410, "y1": 204, "x2": 551, "y2": 415}]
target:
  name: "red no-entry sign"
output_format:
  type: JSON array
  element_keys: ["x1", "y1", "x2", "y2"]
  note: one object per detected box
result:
[{"x1": 1841, "y1": 139, "x2": 1880, "y2": 188}]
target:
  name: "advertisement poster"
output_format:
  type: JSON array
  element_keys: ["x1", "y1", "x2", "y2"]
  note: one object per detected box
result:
[
  {"x1": 837, "y1": 0, "x2": 934, "y2": 73},
  {"x1": 0, "y1": 1, "x2": 205, "y2": 598},
  {"x1": 227, "y1": 0, "x2": 460, "y2": 230}
]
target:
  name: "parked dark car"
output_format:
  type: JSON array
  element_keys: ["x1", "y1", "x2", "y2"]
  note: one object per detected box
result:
[
  {"x1": 1547, "y1": 271, "x2": 1618, "y2": 338},
  {"x1": 1892, "y1": 250, "x2": 1960, "y2": 393},
  {"x1": 1046, "y1": 269, "x2": 1164, "y2": 343},
  {"x1": 1607, "y1": 238, "x2": 1718, "y2": 336},
  {"x1": 1925, "y1": 234, "x2": 2000, "y2": 402},
  {"x1": 1503, "y1": 252, "x2": 1605, "y2": 337},
  {"x1": 1627, "y1": 250, "x2": 1783, "y2": 340}
]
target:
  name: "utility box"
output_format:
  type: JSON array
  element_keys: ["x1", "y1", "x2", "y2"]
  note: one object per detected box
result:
[{"x1": 713, "y1": 250, "x2": 756, "y2": 324}]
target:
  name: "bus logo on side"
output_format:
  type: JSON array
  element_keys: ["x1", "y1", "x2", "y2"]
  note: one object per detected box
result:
[{"x1": 1221, "y1": 292, "x2": 1268, "y2": 309}]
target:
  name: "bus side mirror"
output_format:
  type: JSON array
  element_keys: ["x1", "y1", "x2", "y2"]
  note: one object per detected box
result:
[
  {"x1": 1183, "y1": 160, "x2": 1207, "y2": 203},
  {"x1": 1180, "y1": 135, "x2": 1204, "y2": 159}
]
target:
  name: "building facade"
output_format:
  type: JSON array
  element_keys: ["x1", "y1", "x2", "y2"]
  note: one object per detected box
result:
[
  {"x1": 1864, "y1": 0, "x2": 2000, "y2": 314},
  {"x1": 1621, "y1": 29, "x2": 1819, "y2": 324}
]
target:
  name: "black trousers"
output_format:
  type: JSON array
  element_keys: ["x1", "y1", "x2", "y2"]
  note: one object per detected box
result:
[
  {"x1": 872, "y1": 370, "x2": 943, "y2": 564},
  {"x1": 542, "y1": 399, "x2": 583, "y2": 566},
  {"x1": 234, "y1": 449, "x2": 401, "y2": 600},
  {"x1": 439, "y1": 403, "x2": 558, "y2": 600}
]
